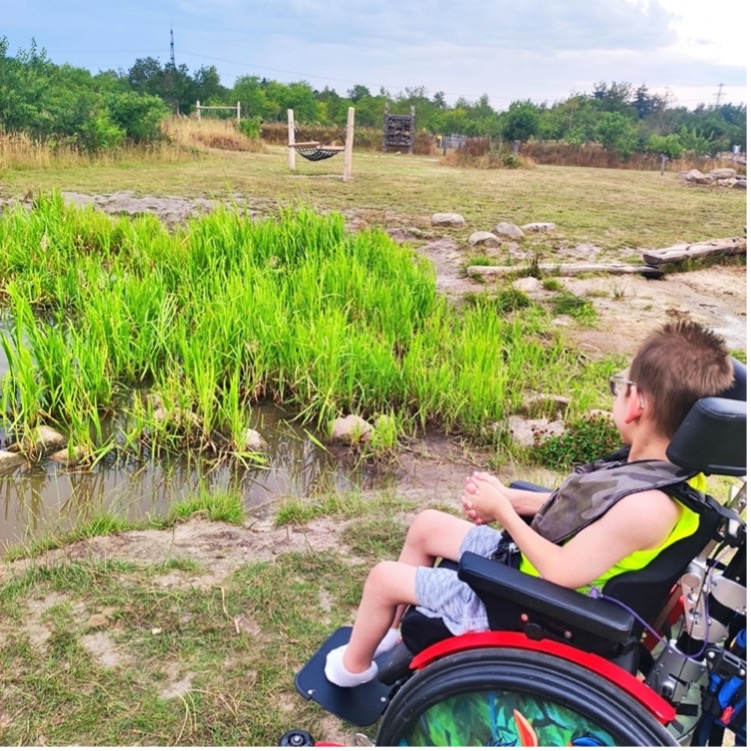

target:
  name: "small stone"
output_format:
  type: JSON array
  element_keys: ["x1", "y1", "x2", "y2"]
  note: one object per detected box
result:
[
  {"x1": 50, "y1": 446, "x2": 87, "y2": 466},
  {"x1": 330, "y1": 414, "x2": 373, "y2": 443},
  {"x1": 512, "y1": 277, "x2": 542, "y2": 293},
  {"x1": 468, "y1": 231, "x2": 500, "y2": 247},
  {"x1": 494, "y1": 222, "x2": 525, "y2": 239},
  {"x1": 0, "y1": 450, "x2": 25, "y2": 471},
  {"x1": 431, "y1": 212, "x2": 466, "y2": 228},
  {"x1": 35, "y1": 425, "x2": 67, "y2": 451},
  {"x1": 244, "y1": 429, "x2": 268, "y2": 451},
  {"x1": 521, "y1": 222, "x2": 556, "y2": 233}
]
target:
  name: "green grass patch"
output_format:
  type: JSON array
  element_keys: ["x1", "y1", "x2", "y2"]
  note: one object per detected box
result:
[
  {"x1": 551, "y1": 291, "x2": 598, "y2": 324},
  {"x1": 167, "y1": 489, "x2": 245, "y2": 524},
  {"x1": 530, "y1": 415, "x2": 623, "y2": 470}
]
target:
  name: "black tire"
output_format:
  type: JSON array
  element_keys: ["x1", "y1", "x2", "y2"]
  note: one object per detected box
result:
[
  {"x1": 279, "y1": 729, "x2": 315, "y2": 747},
  {"x1": 376, "y1": 647, "x2": 677, "y2": 747}
]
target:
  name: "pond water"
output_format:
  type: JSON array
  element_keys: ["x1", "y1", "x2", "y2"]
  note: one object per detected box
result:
[{"x1": 0, "y1": 401, "x2": 386, "y2": 552}]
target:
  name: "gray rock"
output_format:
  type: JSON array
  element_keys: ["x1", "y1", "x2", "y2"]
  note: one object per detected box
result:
[
  {"x1": 494, "y1": 222, "x2": 525, "y2": 239},
  {"x1": 732, "y1": 179, "x2": 746, "y2": 190},
  {"x1": 431, "y1": 212, "x2": 466, "y2": 228},
  {"x1": 35, "y1": 425, "x2": 67, "y2": 451},
  {"x1": 521, "y1": 222, "x2": 556, "y2": 233},
  {"x1": 0, "y1": 450, "x2": 25, "y2": 471},
  {"x1": 330, "y1": 414, "x2": 373, "y2": 443},
  {"x1": 709, "y1": 168, "x2": 737, "y2": 179},
  {"x1": 468, "y1": 231, "x2": 500, "y2": 247},
  {"x1": 243, "y1": 429, "x2": 268, "y2": 452},
  {"x1": 507, "y1": 415, "x2": 566, "y2": 447},
  {"x1": 681, "y1": 169, "x2": 714, "y2": 185},
  {"x1": 512, "y1": 277, "x2": 542, "y2": 293},
  {"x1": 50, "y1": 446, "x2": 87, "y2": 466}
]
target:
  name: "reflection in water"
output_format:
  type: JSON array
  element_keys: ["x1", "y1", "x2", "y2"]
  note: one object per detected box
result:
[{"x1": 0, "y1": 404, "x2": 387, "y2": 551}]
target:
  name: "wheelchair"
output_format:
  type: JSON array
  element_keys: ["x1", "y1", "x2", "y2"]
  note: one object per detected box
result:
[{"x1": 285, "y1": 361, "x2": 746, "y2": 747}]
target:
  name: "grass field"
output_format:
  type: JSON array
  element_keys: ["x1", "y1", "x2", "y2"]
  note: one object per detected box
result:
[
  {"x1": 0, "y1": 144, "x2": 746, "y2": 746},
  {"x1": 1, "y1": 144, "x2": 745, "y2": 254}
]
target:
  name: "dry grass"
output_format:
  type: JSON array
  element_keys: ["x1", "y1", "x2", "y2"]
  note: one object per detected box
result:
[{"x1": 163, "y1": 118, "x2": 265, "y2": 153}]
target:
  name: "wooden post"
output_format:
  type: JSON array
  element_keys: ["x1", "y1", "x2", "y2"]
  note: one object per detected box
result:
[
  {"x1": 409, "y1": 105, "x2": 415, "y2": 155},
  {"x1": 236, "y1": 102, "x2": 241, "y2": 123},
  {"x1": 196, "y1": 100, "x2": 201, "y2": 120},
  {"x1": 660, "y1": 154, "x2": 668, "y2": 176},
  {"x1": 343, "y1": 107, "x2": 355, "y2": 182},
  {"x1": 383, "y1": 104, "x2": 390, "y2": 152},
  {"x1": 287, "y1": 109, "x2": 296, "y2": 171}
]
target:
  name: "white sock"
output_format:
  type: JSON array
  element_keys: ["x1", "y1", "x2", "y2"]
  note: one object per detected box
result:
[
  {"x1": 324, "y1": 645, "x2": 379, "y2": 687},
  {"x1": 374, "y1": 627, "x2": 401, "y2": 657}
]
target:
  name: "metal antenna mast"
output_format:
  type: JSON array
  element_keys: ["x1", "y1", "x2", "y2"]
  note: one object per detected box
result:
[{"x1": 170, "y1": 27, "x2": 176, "y2": 67}]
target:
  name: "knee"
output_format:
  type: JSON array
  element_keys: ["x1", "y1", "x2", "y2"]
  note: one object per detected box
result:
[
  {"x1": 363, "y1": 561, "x2": 401, "y2": 599},
  {"x1": 406, "y1": 509, "x2": 448, "y2": 547}
]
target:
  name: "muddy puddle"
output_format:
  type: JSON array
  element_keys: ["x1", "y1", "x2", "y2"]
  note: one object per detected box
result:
[{"x1": 0, "y1": 401, "x2": 388, "y2": 552}]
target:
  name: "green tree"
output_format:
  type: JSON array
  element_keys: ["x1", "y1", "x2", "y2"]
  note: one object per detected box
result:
[
  {"x1": 595, "y1": 111, "x2": 638, "y2": 157},
  {"x1": 501, "y1": 100, "x2": 540, "y2": 143}
]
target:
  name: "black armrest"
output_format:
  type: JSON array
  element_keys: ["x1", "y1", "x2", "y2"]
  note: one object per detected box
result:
[{"x1": 458, "y1": 552, "x2": 636, "y2": 654}]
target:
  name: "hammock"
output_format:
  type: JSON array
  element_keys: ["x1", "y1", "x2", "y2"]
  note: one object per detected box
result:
[{"x1": 289, "y1": 140, "x2": 345, "y2": 162}]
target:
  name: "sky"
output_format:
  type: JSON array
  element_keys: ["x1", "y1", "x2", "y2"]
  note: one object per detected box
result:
[{"x1": 2, "y1": 0, "x2": 747, "y2": 110}]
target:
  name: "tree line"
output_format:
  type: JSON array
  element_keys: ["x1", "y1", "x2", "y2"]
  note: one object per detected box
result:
[{"x1": 1, "y1": 38, "x2": 746, "y2": 158}]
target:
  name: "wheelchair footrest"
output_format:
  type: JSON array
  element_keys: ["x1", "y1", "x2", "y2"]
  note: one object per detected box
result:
[{"x1": 294, "y1": 626, "x2": 393, "y2": 726}]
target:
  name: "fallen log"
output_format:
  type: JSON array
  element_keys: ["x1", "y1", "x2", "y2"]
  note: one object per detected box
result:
[
  {"x1": 467, "y1": 263, "x2": 663, "y2": 278},
  {"x1": 642, "y1": 237, "x2": 746, "y2": 266}
]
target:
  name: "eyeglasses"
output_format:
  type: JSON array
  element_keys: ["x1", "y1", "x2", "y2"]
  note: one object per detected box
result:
[{"x1": 609, "y1": 374, "x2": 638, "y2": 397}]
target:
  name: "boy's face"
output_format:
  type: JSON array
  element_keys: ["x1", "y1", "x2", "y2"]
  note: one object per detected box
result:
[{"x1": 609, "y1": 367, "x2": 638, "y2": 441}]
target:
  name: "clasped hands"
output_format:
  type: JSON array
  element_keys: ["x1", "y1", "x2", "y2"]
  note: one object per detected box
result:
[{"x1": 461, "y1": 471, "x2": 514, "y2": 526}]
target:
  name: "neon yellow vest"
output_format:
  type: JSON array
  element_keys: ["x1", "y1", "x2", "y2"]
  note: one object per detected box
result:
[{"x1": 518, "y1": 474, "x2": 704, "y2": 594}]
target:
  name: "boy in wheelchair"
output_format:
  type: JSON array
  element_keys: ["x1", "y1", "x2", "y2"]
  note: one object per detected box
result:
[{"x1": 323, "y1": 320, "x2": 735, "y2": 689}]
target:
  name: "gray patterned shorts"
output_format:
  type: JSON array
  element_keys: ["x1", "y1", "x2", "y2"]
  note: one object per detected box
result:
[{"x1": 413, "y1": 524, "x2": 503, "y2": 635}]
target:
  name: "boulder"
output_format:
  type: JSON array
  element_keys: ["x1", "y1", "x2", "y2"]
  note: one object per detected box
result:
[
  {"x1": 0, "y1": 450, "x2": 25, "y2": 471},
  {"x1": 330, "y1": 414, "x2": 373, "y2": 443},
  {"x1": 512, "y1": 276, "x2": 542, "y2": 293},
  {"x1": 680, "y1": 169, "x2": 714, "y2": 185},
  {"x1": 709, "y1": 168, "x2": 737, "y2": 179},
  {"x1": 521, "y1": 222, "x2": 556, "y2": 233},
  {"x1": 494, "y1": 222, "x2": 525, "y2": 239},
  {"x1": 732, "y1": 179, "x2": 746, "y2": 190},
  {"x1": 468, "y1": 231, "x2": 500, "y2": 247},
  {"x1": 243, "y1": 429, "x2": 268, "y2": 452},
  {"x1": 431, "y1": 212, "x2": 466, "y2": 228}
]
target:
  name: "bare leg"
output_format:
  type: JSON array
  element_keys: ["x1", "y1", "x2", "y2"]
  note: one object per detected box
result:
[
  {"x1": 389, "y1": 509, "x2": 473, "y2": 627},
  {"x1": 343, "y1": 561, "x2": 419, "y2": 673}
]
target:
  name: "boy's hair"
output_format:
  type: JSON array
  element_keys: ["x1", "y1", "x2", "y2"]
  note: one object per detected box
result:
[{"x1": 630, "y1": 320, "x2": 733, "y2": 437}]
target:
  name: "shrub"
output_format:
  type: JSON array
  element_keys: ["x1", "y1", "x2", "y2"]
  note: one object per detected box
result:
[{"x1": 531, "y1": 415, "x2": 622, "y2": 470}]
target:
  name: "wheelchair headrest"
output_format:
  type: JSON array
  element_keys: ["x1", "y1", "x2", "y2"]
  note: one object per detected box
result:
[
  {"x1": 718, "y1": 358, "x2": 747, "y2": 402},
  {"x1": 667, "y1": 397, "x2": 747, "y2": 477}
]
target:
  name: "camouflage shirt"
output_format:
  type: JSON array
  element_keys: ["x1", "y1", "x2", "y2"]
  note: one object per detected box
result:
[{"x1": 531, "y1": 448, "x2": 697, "y2": 544}]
